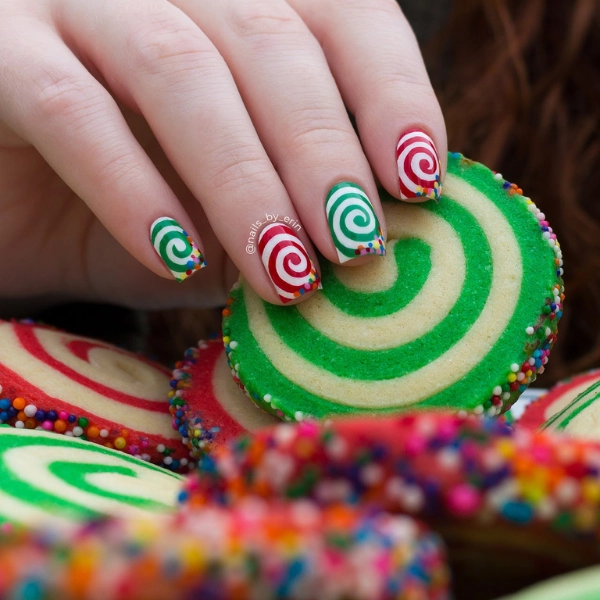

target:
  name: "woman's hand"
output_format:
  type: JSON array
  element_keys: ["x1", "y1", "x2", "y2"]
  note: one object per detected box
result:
[{"x1": 0, "y1": 0, "x2": 446, "y2": 310}]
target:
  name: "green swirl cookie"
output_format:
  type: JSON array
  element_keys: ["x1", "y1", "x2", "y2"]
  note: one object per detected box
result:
[
  {"x1": 0, "y1": 426, "x2": 182, "y2": 526},
  {"x1": 223, "y1": 153, "x2": 564, "y2": 420}
]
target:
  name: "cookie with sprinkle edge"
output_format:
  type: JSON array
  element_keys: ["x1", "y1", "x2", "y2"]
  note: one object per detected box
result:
[{"x1": 223, "y1": 153, "x2": 564, "y2": 420}]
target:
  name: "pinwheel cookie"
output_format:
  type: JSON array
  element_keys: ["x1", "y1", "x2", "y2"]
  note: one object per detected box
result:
[
  {"x1": 0, "y1": 320, "x2": 189, "y2": 470},
  {"x1": 185, "y1": 412, "x2": 600, "y2": 598},
  {"x1": 223, "y1": 153, "x2": 564, "y2": 419},
  {"x1": 0, "y1": 427, "x2": 181, "y2": 527}
]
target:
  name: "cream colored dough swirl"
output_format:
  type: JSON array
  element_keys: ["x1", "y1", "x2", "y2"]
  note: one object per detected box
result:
[
  {"x1": 0, "y1": 489, "x2": 72, "y2": 528},
  {"x1": 298, "y1": 207, "x2": 465, "y2": 349},
  {"x1": 245, "y1": 174, "x2": 523, "y2": 408},
  {"x1": 0, "y1": 324, "x2": 179, "y2": 438},
  {"x1": 542, "y1": 381, "x2": 595, "y2": 421},
  {"x1": 34, "y1": 328, "x2": 166, "y2": 397},
  {"x1": 212, "y1": 353, "x2": 278, "y2": 431}
]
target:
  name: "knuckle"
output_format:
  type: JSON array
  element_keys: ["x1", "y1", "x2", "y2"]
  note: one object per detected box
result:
[
  {"x1": 96, "y1": 148, "x2": 146, "y2": 192},
  {"x1": 286, "y1": 111, "x2": 354, "y2": 153},
  {"x1": 227, "y1": 0, "x2": 305, "y2": 43},
  {"x1": 211, "y1": 143, "x2": 273, "y2": 194},
  {"x1": 127, "y1": 11, "x2": 218, "y2": 79},
  {"x1": 340, "y1": 0, "x2": 399, "y2": 16},
  {"x1": 33, "y1": 71, "x2": 97, "y2": 122},
  {"x1": 372, "y1": 66, "x2": 432, "y2": 91}
]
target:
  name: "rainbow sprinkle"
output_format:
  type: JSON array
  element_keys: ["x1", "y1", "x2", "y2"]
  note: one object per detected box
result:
[
  {"x1": 0, "y1": 500, "x2": 449, "y2": 600},
  {"x1": 183, "y1": 412, "x2": 600, "y2": 538}
]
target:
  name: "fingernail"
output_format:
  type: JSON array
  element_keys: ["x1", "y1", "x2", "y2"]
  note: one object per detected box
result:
[
  {"x1": 326, "y1": 182, "x2": 386, "y2": 263},
  {"x1": 396, "y1": 129, "x2": 442, "y2": 201},
  {"x1": 150, "y1": 217, "x2": 207, "y2": 282},
  {"x1": 258, "y1": 223, "x2": 321, "y2": 303}
]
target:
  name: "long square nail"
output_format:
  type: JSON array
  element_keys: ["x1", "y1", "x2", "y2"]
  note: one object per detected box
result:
[
  {"x1": 258, "y1": 223, "x2": 321, "y2": 303},
  {"x1": 396, "y1": 129, "x2": 441, "y2": 201},
  {"x1": 326, "y1": 182, "x2": 385, "y2": 263},
  {"x1": 150, "y1": 217, "x2": 206, "y2": 282}
]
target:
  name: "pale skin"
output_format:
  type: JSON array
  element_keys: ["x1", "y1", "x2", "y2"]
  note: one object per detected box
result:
[{"x1": 0, "y1": 0, "x2": 447, "y2": 311}]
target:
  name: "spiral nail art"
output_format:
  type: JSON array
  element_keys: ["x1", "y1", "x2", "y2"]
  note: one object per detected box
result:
[
  {"x1": 326, "y1": 182, "x2": 385, "y2": 263},
  {"x1": 150, "y1": 217, "x2": 206, "y2": 282},
  {"x1": 258, "y1": 223, "x2": 320, "y2": 303},
  {"x1": 396, "y1": 130, "x2": 441, "y2": 201}
]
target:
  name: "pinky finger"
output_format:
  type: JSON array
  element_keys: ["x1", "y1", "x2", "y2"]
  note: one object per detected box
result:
[
  {"x1": 289, "y1": 0, "x2": 447, "y2": 203},
  {"x1": 1, "y1": 30, "x2": 206, "y2": 283}
]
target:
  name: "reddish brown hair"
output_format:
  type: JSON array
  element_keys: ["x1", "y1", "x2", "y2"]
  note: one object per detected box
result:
[{"x1": 427, "y1": 0, "x2": 600, "y2": 382}]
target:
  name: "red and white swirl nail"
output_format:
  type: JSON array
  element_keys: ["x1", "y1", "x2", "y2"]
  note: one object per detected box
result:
[
  {"x1": 258, "y1": 223, "x2": 321, "y2": 303},
  {"x1": 396, "y1": 129, "x2": 442, "y2": 201}
]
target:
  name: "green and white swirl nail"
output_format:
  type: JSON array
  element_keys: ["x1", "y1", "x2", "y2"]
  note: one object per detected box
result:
[
  {"x1": 326, "y1": 182, "x2": 385, "y2": 263},
  {"x1": 150, "y1": 217, "x2": 206, "y2": 282}
]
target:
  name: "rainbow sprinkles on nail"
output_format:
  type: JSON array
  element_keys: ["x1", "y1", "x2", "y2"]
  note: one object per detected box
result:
[
  {"x1": 258, "y1": 223, "x2": 321, "y2": 303},
  {"x1": 397, "y1": 130, "x2": 441, "y2": 201},
  {"x1": 150, "y1": 217, "x2": 206, "y2": 282},
  {"x1": 326, "y1": 182, "x2": 385, "y2": 263}
]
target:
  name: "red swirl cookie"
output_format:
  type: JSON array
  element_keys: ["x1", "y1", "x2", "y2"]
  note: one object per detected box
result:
[
  {"x1": 169, "y1": 340, "x2": 279, "y2": 457},
  {"x1": 0, "y1": 320, "x2": 189, "y2": 471},
  {"x1": 520, "y1": 370, "x2": 600, "y2": 431},
  {"x1": 185, "y1": 412, "x2": 600, "y2": 598}
]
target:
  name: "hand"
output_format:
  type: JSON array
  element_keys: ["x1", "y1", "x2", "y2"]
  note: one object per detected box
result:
[{"x1": 0, "y1": 0, "x2": 446, "y2": 310}]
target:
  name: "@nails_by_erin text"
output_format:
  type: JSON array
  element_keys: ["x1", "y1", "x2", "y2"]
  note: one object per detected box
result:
[{"x1": 246, "y1": 213, "x2": 302, "y2": 254}]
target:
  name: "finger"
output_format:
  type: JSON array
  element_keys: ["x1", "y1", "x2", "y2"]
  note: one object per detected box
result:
[
  {"x1": 171, "y1": 0, "x2": 386, "y2": 265},
  {"x1": 56, "y1": 0, "x2": 321, "y2": 304},
  {"x1": 289, "y1": 0, "x2": 447, "y2": 202},
  {"x1": 0, "y1": 25, "x2": 206, "y2": 283}
]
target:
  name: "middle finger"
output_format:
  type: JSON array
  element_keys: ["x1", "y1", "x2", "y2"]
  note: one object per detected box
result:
[{"x1": 173, "y1": 0, "x2": 387, "y2": 265}]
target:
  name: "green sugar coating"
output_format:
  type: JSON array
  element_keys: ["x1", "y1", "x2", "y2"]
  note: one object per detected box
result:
[
  {"x1": 0, "y1": 427, "x2": 182, "y2": 524},
  {"x1": 224, "y1": 153, "x2": 563, "y2": 420}
]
